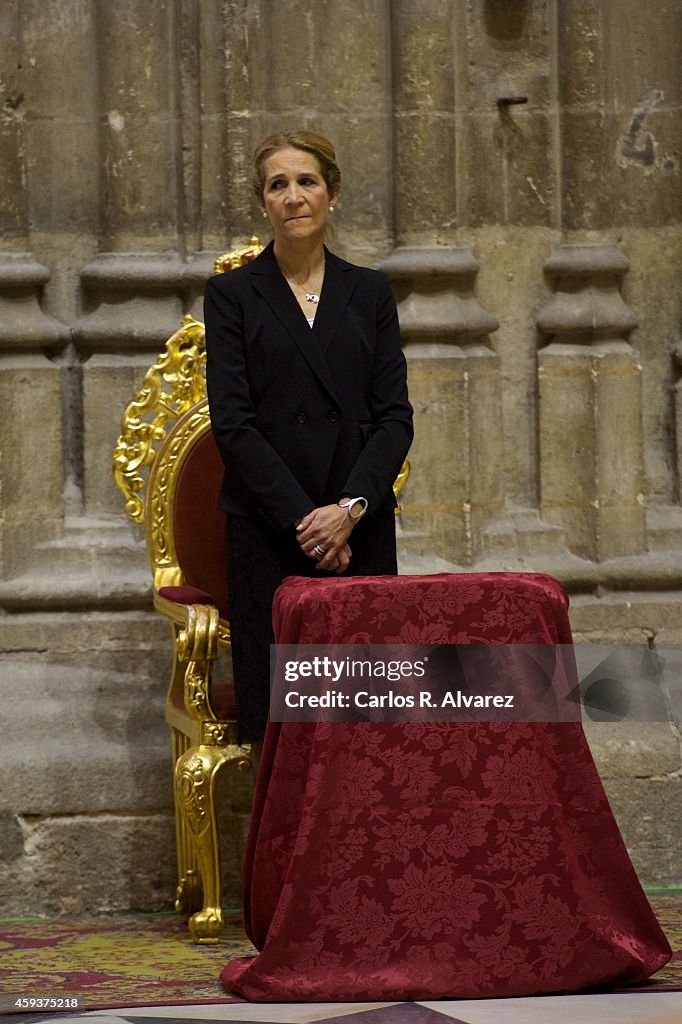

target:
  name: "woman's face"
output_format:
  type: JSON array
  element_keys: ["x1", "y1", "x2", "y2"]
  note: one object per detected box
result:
[{"x1": 259, "y1": 147, "x2": 337, "y2": 244}]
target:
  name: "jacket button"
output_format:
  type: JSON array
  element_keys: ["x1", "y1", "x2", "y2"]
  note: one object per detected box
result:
[
  {"x1": 296, "y1": 411, "x2": 307, "y2": 424},
  {"x1": 327, "y1": 410, "x2": 339, "y2": 423}
]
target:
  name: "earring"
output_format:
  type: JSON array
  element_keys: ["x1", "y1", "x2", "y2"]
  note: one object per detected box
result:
[
  {"x1": 261, "y1": 210, "x2": 268, "y2": 218},
  {"x1": 329, "y1": 206, "x2": 335, "y2": 213}
]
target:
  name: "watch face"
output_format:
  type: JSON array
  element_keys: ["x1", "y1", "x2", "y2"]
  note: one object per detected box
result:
[{"x1": 340, "y1": 497, "x2": 367, "y2": 518}]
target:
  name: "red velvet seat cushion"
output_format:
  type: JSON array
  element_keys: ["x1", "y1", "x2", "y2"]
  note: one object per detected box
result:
[{"x1": 158, "y1": 585, "x2": 215, "y2": 606}]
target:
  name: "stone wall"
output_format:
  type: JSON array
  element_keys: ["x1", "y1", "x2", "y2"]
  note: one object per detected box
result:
[{"x1": 0, "y1": 0, "x2": 680, "y2": 915}]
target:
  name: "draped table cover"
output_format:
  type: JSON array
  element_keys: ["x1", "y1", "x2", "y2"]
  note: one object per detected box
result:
[{"x1": 221, "y1": 572, "x2": 671, "y2": 1001}]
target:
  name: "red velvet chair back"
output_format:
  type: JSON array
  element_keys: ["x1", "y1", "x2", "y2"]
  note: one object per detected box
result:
[{"x1": 173, "y1": 430, "x2": 229, "y2": 621}]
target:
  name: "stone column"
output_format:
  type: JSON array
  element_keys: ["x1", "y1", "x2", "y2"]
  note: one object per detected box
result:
[
  {"x1": 382, "y1": 247, "x2": 501, "y2": 564},
  {"x1": 385, "y1": 1, "x2": 555, "y2": 565},
  {"x1": 218, "y1": 0, "x2": 393, "y2": 263},
  {"x1": 537, "y1": 244, "x2": 646, "y2": 560},
  {"x1": 456, "y1": 0, "x2": 557, "y2": 230},
  {"x1": 559, "y1": 0, "x2": 680, "y2": 232},
  {"x1": 14, "y1": 0, "x2": 103, "y2": 521},
  {"x1": 0, "y1": 2, "x2": 69, "y2": 580},
  {"x1": 20, "y1": 0, "x2": 100, "y2": 318},
  {"x1": 0, "y1": 260, "x2": 67, "y2": 578},
  {"x1": 96, "y1": 0, "x2": 181, "y2": 255},
  {"x1": 220, "y1": 0, "x2": 265, "y2": 246},
  {"x1": 196, "y1": 1, "x2": 232, "y2": 252},
  {"x1": 76, "y1": 0, "x2": 185, "y2": 519},
  {"x1": 558, "y1": 0, "x2": 681, "y2": 509},
  {"x1": 391, "y1": 0, "x2": 457, "y2": 247},
  {"x1": 0, "y1": 0, "x2": 26, "y2": 251}
]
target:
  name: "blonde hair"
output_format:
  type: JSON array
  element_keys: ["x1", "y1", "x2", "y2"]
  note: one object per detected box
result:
[{"x1": 253, "y1": 130, "x2": 341, "y2": 202}]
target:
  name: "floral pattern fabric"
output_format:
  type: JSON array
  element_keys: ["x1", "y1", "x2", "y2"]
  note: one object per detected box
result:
[{"x1": 221, "y1": 572, "x2": 671, "y2": 1001}]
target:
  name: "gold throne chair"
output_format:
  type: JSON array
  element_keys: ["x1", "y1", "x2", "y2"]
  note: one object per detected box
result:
[{"x1": 112, "y1": 237, "x2": 264, "y2": 943}]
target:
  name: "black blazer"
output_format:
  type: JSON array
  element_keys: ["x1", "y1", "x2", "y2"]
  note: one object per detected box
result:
[{"x1": 204, "y1": 242, "x2": 413, "y2": 533}]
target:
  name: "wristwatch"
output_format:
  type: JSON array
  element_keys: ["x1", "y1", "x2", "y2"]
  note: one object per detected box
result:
[{"x1": 338, "y1": 496, "x2": 368, "y2": 521}]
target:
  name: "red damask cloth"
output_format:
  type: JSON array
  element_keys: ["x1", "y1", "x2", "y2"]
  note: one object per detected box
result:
[{"x1": 221, "y1": 572, "x2": 671, "y2": 1001}]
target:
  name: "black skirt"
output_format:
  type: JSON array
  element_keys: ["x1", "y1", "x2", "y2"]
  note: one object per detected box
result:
[{"x1": 225, "y1": 512, "x2": 398, "y2": 743}]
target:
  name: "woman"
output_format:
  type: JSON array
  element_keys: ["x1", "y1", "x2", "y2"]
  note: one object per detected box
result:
[{"x1": 205, "y1": 130, "x2": 413, "y2": 758}]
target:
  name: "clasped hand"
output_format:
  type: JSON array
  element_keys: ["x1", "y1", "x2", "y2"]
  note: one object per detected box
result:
[{"x1": 296, "y1": 504, "x2": 354, "y2": 574}]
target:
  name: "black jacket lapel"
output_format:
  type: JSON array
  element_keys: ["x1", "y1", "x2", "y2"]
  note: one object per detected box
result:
[
  {"x1": 312, "y1": 248, "x2": 359, "y2": 355},
  {"x1": 247, "y1": 243, "x2": 342, "y2": 407}
]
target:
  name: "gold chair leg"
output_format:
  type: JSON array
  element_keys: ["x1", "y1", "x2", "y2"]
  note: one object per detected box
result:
[
  {"x1": 175, "y1": 743, "x2": 250, "y2": 942},
  {"x1": 172, "y1": 730, "x2": 203, "y2": 916},
  {"x1": 175, "y1": 868, "x2": 202, "y2": 917}
]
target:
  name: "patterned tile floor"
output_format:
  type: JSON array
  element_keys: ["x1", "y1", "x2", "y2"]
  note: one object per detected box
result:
[{"x1": 6, "y1": 992, "x2": 682, "y2": 1024}]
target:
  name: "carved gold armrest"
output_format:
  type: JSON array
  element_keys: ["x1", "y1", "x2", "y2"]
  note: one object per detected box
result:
[
  {"x1": 154, "y1": 594, "x2": 222, "y2": 724},
  {"x1": 154, "y1": 591, "x2": 231, "y2": 646}
]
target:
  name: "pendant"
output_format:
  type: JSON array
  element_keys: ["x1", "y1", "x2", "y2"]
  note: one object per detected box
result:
[{"x1": 305, "y1": 292, "x2": 320, "y2": 304}]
